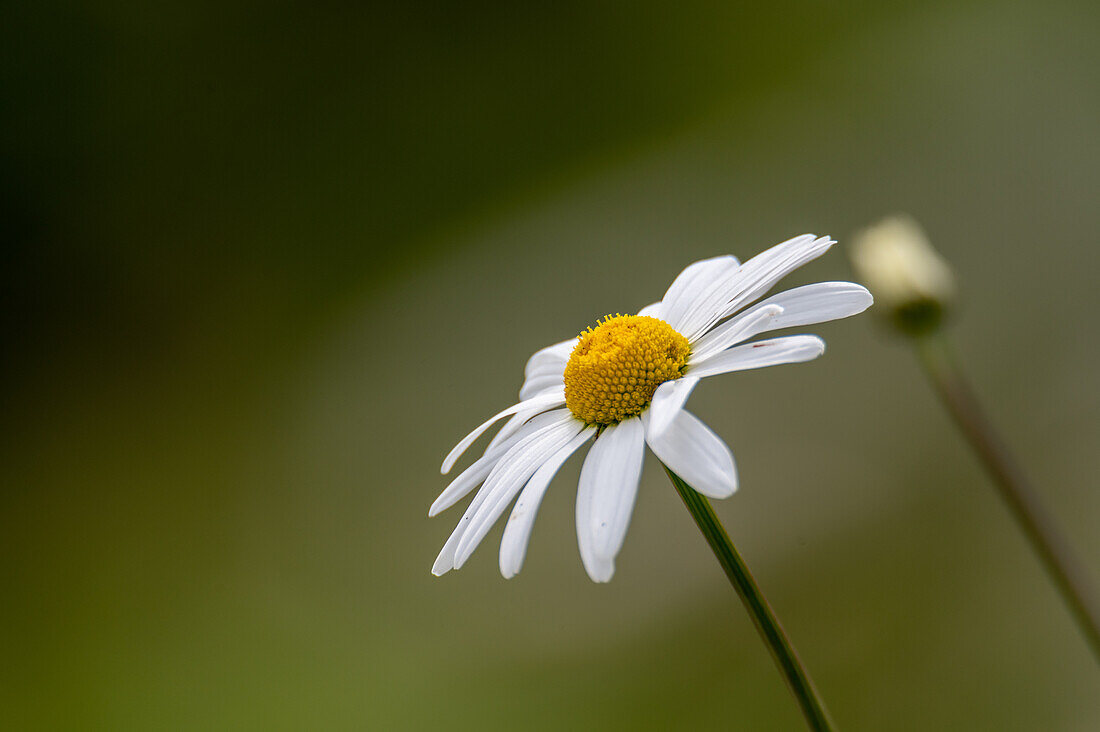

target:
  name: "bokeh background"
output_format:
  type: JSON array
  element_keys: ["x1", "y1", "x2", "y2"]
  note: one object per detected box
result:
[{"x1": 3, "y1": 1, "x2": 1099, "y2": 729}]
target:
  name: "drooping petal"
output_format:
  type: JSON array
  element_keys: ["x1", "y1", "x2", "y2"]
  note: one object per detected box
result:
[
  {"x1": 523, "y1": 339, "x2": 576, "y2": 379},
  {"x1": 518, "y1": 372, "x2": 565, "y2": 400},
  {"x1": 688, "y1": 335, "x2": 825, "y2": 379},
  {"x1": 433, "y1": 410, "x2": 576, "y2": 575},
  {"x1": 453, "y1": 414, "x2": 582, "y2": 569},
  {"x1": 574, "y1": 447, "x2": 611, "y2": 582},
  {"x1": 486, "y1": 410, "x2": 528, "y2": 452},
  {"x1": 646, "y1": 376, "x2": 701, "y2": 440},
  {"x1": 498, "y1": 426, "x2": 597, "y2": 579},
  {"x1": 517, "y1": 337, "x2": 576, "y2": 400},
  {"x1": 689, "y1": 304, "x2": 784, "y2": 363},
  {"x1": 431, "y1": 517, "x2": 468, "y2": 576},
  {"x1": 636, "y1": 300, "x2": 664, "y2": 318},
  {"x1": 430, "y1": 418, "x2": 542, "y2": 516},
  {"x1": 523, "y1": 354, "x2": 569, "y2": 384},
  {"x1": 643, "y1": 410, "x2": 737, "y2": 499},
  {"x1": 498, "y1": 375, "x2": 573, "y2": 446},
  {"x1": 577, "y1": 417, "x2": 646, "y2": 582},
  {"x1": 441, "y1": 387, "x2": 565, "y2": 474},
  {"x1": 660, "y1": 256, "x2": 740, "y2": 334},
  {"x1": 433, "y1": 477, "x2": 501, "y2": 576}
]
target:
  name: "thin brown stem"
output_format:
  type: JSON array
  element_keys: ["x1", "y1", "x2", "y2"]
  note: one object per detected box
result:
[{"x1": 915, "y1": 334, "x2": 1100, "y2": 662}]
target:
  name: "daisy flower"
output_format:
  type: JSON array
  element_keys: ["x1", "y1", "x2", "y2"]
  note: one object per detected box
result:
[{"x1": 431, "y1": 234, "x2": 872, "y2": 582}]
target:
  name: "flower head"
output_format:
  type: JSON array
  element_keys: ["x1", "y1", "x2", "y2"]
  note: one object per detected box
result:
[
  {"x1": 563, "y1": 314, "x2": 690, "y2": 424},
  {"x1": 849, "y1": 215, "x2": 954, "y2": 335},
  {"x1": 431, "y1": 235, "x2": 872, "y2": 582}
]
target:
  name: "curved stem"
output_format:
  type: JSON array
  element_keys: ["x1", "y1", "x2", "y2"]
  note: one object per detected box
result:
[
  {"x1": 665, "y1": 466, "x2": 836, "y2": 731},
  {"x1": 915, "y1": 334, "x2": 1100, "y2": 662}
]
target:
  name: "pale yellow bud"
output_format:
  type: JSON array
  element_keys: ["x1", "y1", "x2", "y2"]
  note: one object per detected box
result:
[{"x1": 850, "y1": 215, "x2": 955, "y2": 334}]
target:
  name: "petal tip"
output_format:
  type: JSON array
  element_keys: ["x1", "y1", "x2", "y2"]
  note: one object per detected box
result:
[
  {"x1": 583, "y1": 567, "x2": 614, "y2": 583},
  {"x1": 452, "y1": 547, "x2": 471, "y2": 570},
  {"x1": 590, "y1": 568, "x2": 614, "y2": 584},
  {"x1": 712, "y1": 483, "x2": 737, "y2": 500},
  {"x1": 432, "y1": 551, "x2": 455, "y2": 576}
]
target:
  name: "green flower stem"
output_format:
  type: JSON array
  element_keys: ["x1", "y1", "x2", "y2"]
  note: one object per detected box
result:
[
  {"x1": 914, "y1": 333, "x2": 1100, "y2": 662},
  {"x1": 665, "y1": 466, "x2": 836, "y2": 731}
]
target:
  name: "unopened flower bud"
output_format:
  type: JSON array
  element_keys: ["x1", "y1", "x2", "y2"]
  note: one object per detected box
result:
[{"x1": 849, "y1": 215, "x2": 955, "y2": 335}]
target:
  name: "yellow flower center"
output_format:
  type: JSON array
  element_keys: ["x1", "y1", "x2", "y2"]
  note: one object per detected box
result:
[{"x1": 564, "y1": 314, "x2": 691, "y2": 425}]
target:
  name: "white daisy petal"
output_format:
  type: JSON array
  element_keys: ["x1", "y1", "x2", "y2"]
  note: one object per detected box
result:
[
  {"x1": 642, "y1": 410, "x2": 737, "y2": 499},
  {"x1": 430, "y1": 453, "x2": 499, "y2": 519},
  {"x1": 580, "y1": 417, "x2": 646, "y2": 574},
  {"x1": 690, "y1": 282, "x2": 871, "y2": 363},
  {"x1": 689, "y1": 335, "x2": 826, "y2": 379},
  {"x1": 574, "y1": 447, "x2": 611, "y2": 582},
  {"x1": 636, "y1": 300, "x2": 664, "y2": 318},
  {"x1": 493, "y1": 378, "x2": 573, "y2": 447},
  {"x1": 672, "y1": 235, "x2": 817, "y2": 340},
  {"x1": 530, "y1": 384, "x2": 570, "y2": 399},
  {"x1": 433, "y1": 477, "x2": 497, "y2": 576},
  {"x1": 441, "y1": 387, "x2": 565, "y2": 474},
  {"x1": 432, "y1": 411, "x2": 573, "y2": 575},
  {"x1": 453, "y1": 414, "x2": 581, "y2": 569},
  {"x1": 745, "y1": 281, "x2": 873, "y2": 331},
  {"x1": 499, "y1": 426, "x2": 597, "y2": 579},
  {"x1": 524, "y1": 356, "x2": 569, "y2": 383},
  {"x1": 517, "y1": 338, "x2": 574, "y2": 399},
  {"x1": 660, "y1": 255, "x2": 740, "y2": 333},
  {"x1": 677, "y1": 235, "x2": 836, "y2": 341},
  {"x1": 519, "y1": 372, "x2": 565, "y2": 400},
  {"x1": 440, "y1": 414, "x2": 576, "y2": 570},
  {"x1": 647, "y1": 376, "x2": 701, "y2": 439},
  {"x1": 708, "y1": 235, "x2": 836, "y2": 328},
  {"x1": 431, "y1": 521, "x2": 467, "y2": 576},
  {"x1": 486, "y1": 411, "x2": 527, "y2": 452},
  {"x1": 690, "y1": 304, "x2": 784, "y2": 363},
  {"x1": 523, "y1": 339, "x2": 576, "y2": 379},
  {"x1": 430, "y1": 419, "x2": 539, "y2": 517}
]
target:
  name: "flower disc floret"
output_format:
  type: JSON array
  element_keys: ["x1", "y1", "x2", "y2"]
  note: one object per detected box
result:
[{"x1": 564, "y1": 314, "x2": 691, "y2": 424}]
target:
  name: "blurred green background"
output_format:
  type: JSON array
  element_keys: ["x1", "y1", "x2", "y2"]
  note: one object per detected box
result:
[{"x1": 3, "y1": 1, "x2": 1099, "y2": 729}]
